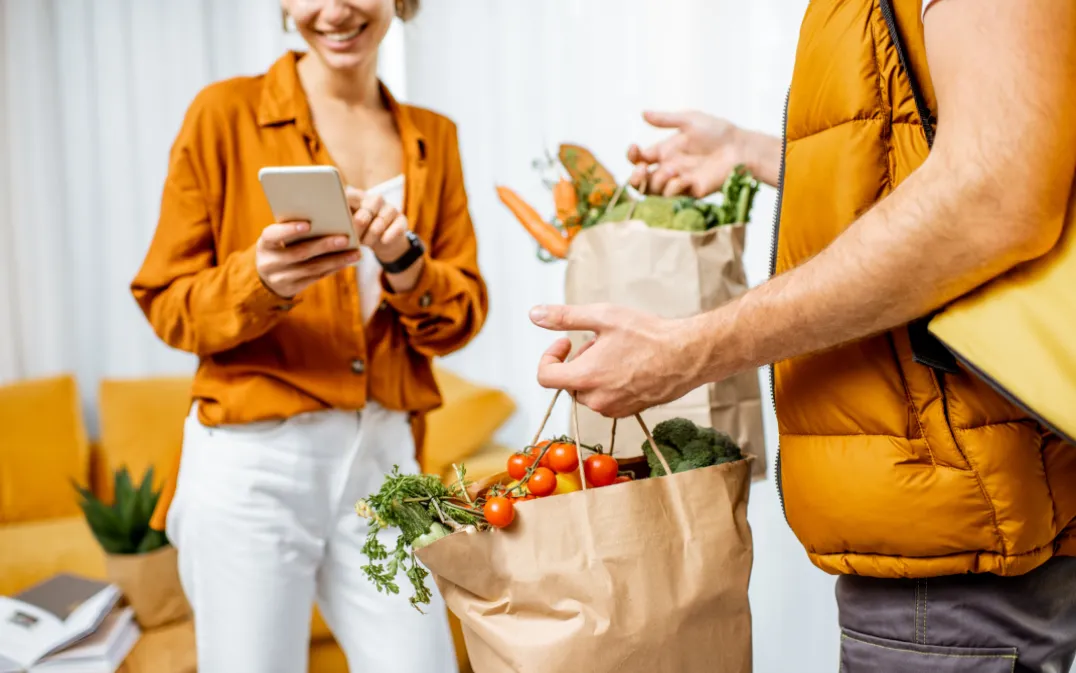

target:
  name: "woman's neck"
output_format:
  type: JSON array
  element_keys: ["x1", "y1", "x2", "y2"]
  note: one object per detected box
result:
[{"x1": 297, "y1": 52, "x2": 381, "y2": 109}]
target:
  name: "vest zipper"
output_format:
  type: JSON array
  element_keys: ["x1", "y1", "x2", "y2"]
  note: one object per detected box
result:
[{"x1": 769, "y1": 87, "x2": 791, "y2": 526}]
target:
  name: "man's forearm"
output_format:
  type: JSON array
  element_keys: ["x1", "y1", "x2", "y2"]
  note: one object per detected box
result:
[
  {"x1": 686, "y1": 0, "x2": 1076, "y2": 384},
  {"x1": 686, "y1": 151, "x2": 1065, "y2": 385}
]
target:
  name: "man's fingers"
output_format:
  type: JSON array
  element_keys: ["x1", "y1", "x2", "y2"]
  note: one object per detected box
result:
[
  {"x1": 648, "y1": 166, "x2": 677, "y2": 195},
  {"x1": 529, "y1": 304, "x2": 612, "y2": 333},
  {"x1": 663, "y1": 176, "x2": 689, "y2": 197},
  {"x1": 629, "y1": 162, "x2": 650, "y2": 191},
  {"x1": 260, "y1": 221, "x2": 311, "y2": 248},
  {"x1": 643, "y1": 110, "x2": 690, "y2": 130},
  {"x1": 537, "y1": 338, "x2": 585, "y2": 391}
]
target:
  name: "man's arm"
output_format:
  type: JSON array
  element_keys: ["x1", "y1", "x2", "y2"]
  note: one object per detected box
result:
[{"x1": 533, "y1": 0, "x2": 1076, "y2": 416}]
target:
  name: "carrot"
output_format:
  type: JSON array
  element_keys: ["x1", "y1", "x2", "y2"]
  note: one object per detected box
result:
[
  {"x1": 559, "y1": 144, "x2": 617, "y2": 193},
  {"x1": 553, "y1": 178, "x2": 579, "y2": 223},
  {"x1": 496, "y1": 186, "x2": 570, "y2": 259}
]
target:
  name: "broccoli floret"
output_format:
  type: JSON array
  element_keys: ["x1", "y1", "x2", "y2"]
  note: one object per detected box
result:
[
  {"x1": 698, "y1": 427, "x2": 744, "y2": 464},
  {"x1": 676, "y1": 438, "x2": 717, "y2": 472},
  {"x1": 644, "y1": 441, "x2": 681, "y2": 477},
  {"x1": 651, "y1": 418, "x2": 700, "y2": 452},
  {"x1": 647, "y1": 419, "x2": 744, "y2": 476},
  {"x1": 598, "y1": 201, "x2": 633, "y2": 224},
  {"x1": 634, "y1": 197, "x2": 678, "y2": 227},
  {"x1": 668, "y1": 208, "x2": 707, "y2": 232}
]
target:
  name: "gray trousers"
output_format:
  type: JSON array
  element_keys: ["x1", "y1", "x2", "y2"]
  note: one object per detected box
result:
[{"x1": 837, "y1": 556, "x2": 1076, "y2": 672}]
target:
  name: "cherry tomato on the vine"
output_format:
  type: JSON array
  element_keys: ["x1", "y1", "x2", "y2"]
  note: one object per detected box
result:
[
  {"x1": 527, "y1": 441, "x2": 555, "y2": 470},
  {"x1": 507, "y1": 453, "x2": 535, "y2": 481},
  {"x1": 548, "y1": 442, "x2": 580, "y2": 474},
  {"x1": 483, "y1": 496, "x2": 515, "y2": 528},
  {"x1": 584, "y1": 454, "x2": 619, "y2": 487},
  {"x1": 527, "y1": 467, "x2": 558, "y2": 497}
]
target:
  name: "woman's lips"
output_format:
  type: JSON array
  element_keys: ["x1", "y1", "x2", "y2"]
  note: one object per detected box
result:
[{"x1": 316, "y1": 24, "x2": 366, "y2": 51}]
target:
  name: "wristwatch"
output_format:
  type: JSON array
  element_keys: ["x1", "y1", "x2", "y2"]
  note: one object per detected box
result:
[{"x1": 379, "y1": 231, "x2": 426, "y2": 274}]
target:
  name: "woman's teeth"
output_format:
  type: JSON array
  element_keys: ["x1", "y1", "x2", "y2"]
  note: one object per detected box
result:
[{"x1": 323, "y1": 27, "x2": 362, "y2": 42}]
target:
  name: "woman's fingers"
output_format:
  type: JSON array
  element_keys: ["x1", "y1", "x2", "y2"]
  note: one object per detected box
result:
[
  {"x1": 352, "y1": 193, "x2": 385, "y2": 241},
  {"x1": 278, "y1": 249, "x2": 361, "y2": 286},
  {"x1": 379, "y1": 213, "x2": 408, "y2": 251},
  {"x1": 362, "y1": 203, "x2": 399, "y2": 248},
  {"x1": 259, "y1": 221, "x2": 311, "y2": 249}
]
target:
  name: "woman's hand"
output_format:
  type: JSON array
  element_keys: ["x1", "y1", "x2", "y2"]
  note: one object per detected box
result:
[
  {"x1": 346, "y1": 187, "x2": 425, "y2": 292},
  {"x1": 628, "y1": 110, "x2": 782, "y2": 197},
  {"x1": 256, "y1": 222, "x2": 360, "y2": 299},
  {"x1": 345, "y1": 187, "x2": 411, "y2": 262}
]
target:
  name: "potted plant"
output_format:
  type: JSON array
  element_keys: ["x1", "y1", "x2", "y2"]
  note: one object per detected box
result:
[{"x1": 74, "y1": 466, "x2": 190, "y2": 629}]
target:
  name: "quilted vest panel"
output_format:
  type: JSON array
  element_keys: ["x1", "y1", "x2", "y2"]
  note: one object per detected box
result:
[{"x1": 773, "y1": 0, "x2": 1076, "y2": 577}]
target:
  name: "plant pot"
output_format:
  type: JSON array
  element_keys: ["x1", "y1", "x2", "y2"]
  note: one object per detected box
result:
[{"x1": 104, "y1": 544, "x2": 191, "y2": 629}]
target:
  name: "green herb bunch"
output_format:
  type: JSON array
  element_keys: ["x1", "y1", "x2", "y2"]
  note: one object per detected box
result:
[
  {"x1": 74, "y1": 466, "x2": 169, "y2": 555},
  {"x1": 356, "y1": 465, "x2": 487, "y2": 611}
]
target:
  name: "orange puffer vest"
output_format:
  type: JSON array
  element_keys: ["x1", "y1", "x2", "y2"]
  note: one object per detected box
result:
[{"x1": 773, "y1": 0, "x2": 1076, "y2": 578}]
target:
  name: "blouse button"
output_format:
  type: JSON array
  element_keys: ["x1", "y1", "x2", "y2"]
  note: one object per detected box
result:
[
  {"x1": 350, "y1": 358, "x2": 366, "y2": 375},
  {"x1": 418, "y1": 293, "x2": 432, "y2": 309}
]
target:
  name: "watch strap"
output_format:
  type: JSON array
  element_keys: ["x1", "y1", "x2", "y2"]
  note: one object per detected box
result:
[{"x1": 379, "y1": 231, "x2": 426, "y2": 274}]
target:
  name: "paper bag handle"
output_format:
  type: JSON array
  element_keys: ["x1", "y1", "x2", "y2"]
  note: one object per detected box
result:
[{"x1": 530, "y1": 389, "x2": 673, "y2": 483}]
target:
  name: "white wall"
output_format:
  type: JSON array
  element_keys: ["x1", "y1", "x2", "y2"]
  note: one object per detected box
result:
[{"x1": 402, "y1": 1, "x2": 839, "y2": 670}]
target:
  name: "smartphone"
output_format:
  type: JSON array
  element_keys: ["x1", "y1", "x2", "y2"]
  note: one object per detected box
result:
[{"x1": 258, "y1": 165, "x2": 358, "y2": 249}]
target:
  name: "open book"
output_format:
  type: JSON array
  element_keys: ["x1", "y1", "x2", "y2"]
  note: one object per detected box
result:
[
  {"x1": 29, "y1": 608, "x2": 139, "y2": 673},
  {"x1": 0, "y1": 575, "x2": 120, "y2": 671}
]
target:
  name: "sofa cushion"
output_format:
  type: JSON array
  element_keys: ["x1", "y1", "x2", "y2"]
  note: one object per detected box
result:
[
  {"x1": 0, "y1": 516, "x2": 106, "y2": 596},
  {"x1": 95, "y1": 376, "x2": 193, "y2": 501},
  {"x1": 423, "y1": 368, "x2": 515, "y2": 478},
  {"x1": 0, "y1": 374, "x2": 89, "y2": 523}
]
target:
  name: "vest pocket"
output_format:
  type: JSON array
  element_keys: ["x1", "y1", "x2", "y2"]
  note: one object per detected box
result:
[{"x1": 840, "y1": 629, "x2": 1017, "y2": 673}]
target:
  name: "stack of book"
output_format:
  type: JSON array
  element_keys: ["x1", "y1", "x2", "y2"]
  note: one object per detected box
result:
[{"x1": 0, "y1": 575, "x2": 140, "y2": 673}]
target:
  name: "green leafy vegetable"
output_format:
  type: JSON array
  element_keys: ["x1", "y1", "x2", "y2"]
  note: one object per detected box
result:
[
  {"x1": 356, "y1": 465, "x2": 486, "y2": 612},
  {"x1": 643, "y1": 418, "x2": 743, "y2": 476}
]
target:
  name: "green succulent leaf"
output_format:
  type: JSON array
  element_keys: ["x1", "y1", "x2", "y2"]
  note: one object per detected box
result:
[{"x1": 72, "y1": 466, "x2": 167, "y2": 555}]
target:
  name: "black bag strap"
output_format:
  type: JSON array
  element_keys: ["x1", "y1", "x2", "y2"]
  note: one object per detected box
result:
[{"x1": 879, "y1": 0, "x2": 960, "y2": 374}]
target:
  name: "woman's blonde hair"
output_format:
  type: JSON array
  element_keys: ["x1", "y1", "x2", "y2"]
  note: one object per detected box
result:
[{"x1": 395, "y1": 0, "x2": 420, "y2": 21}]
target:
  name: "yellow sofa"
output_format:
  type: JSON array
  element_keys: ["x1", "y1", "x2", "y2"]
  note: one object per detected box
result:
[{"x1": 0, "y1": 370, "x2": 516, "y2": 673}]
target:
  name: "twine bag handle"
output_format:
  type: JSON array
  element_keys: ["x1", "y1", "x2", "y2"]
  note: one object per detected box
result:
[{"x1": 528, "y1": 389, "x2": 672, "y2": 486}]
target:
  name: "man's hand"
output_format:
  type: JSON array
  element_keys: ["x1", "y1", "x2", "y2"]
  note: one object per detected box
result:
[
  {"x1": 628, "y1": 111, "x2": 781, "y2": 197},
  {"x1": 531, "y1": 304, "x2": 702, "y2": 418},
  {"x1": 535, "y1": 0, "x2": 1076, "y2": 415}
]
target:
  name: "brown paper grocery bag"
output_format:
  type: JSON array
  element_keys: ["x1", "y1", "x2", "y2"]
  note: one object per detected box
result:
[
  {"x1": 564, "y1": 218, "x2": 766, "y2": 479},
  {"x1": 417, "y1": 399, "x2": 753, "y2": 673},
  {"x1": 105, "y1": 544, "x2": 191, "y2": 629}
]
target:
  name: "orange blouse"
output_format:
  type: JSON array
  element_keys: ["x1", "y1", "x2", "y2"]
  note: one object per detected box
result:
[
  {"x1": 132, "y1": 51, "x2": 487, "y2": 429},
  {"x1": 134, "y1": 52, "x2": 487, "y2": 530}
]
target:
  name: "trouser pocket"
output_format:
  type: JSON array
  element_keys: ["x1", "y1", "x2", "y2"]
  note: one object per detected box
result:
[{"x1": 840, "y1": 629, "x2": 1017, "y2": 673}]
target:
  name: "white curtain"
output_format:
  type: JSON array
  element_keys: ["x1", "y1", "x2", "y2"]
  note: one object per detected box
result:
[
  {"x1": 2, "y1": 0, "x2": 846, "y2": 669},
  {"x1": 404, "y1": 1, "x2": 840, "y2": 670},
  {"x1": 0, "y1": 0, "x2": 406, "y2": 432}
]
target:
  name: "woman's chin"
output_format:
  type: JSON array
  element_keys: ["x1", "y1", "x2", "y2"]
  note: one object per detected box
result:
[{"x1": 314, "y1": 49, "x2": 374, "y2": 73}]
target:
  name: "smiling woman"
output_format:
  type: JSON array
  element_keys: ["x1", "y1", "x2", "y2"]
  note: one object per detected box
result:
[{"x1": 128, "y1": 0, "x2": 485, "y2": 671}]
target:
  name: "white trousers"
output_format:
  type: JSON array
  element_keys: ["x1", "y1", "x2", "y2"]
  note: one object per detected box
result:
[{"x1": 167, "y1": 402, "x2": 457, "y2": 673}]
